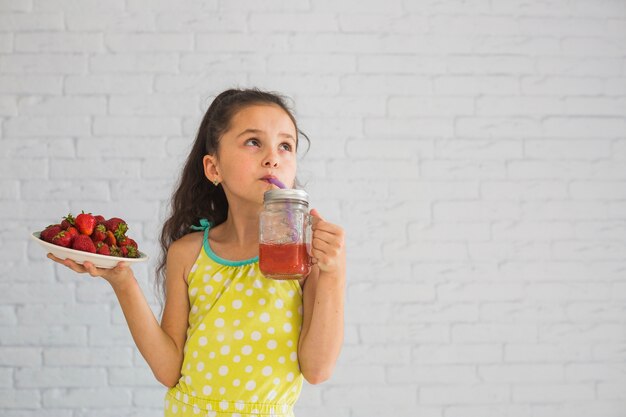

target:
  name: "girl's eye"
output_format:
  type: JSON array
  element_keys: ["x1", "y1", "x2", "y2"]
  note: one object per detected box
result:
[
  {"x1": 280, "y1": 143, "x2": 293, "y2": 152},
  {"x1": 245, "y1": 138, "x2": 260, "y2": 147}
]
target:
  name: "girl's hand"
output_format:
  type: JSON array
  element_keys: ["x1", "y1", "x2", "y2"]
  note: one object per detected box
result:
[
  {"x1": 309, "y1": 208, "x2": 345, "y2": 276},
  {"x1": 47, "y1": 253, "x2": 134, "y2": 290}
]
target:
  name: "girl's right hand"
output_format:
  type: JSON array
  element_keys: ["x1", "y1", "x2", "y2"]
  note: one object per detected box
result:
[{"x1": 47, "y1": 253, "x2": 134, "y2": 290}]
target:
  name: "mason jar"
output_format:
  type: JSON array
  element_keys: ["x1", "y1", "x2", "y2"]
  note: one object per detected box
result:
[{"x1": 259, "y1": 189, "x2": 312, "y2": 280}]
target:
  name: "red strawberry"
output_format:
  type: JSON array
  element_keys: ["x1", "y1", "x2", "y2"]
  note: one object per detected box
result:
[
  {"x1": 75, "y1": 212, "x2": 96, "y2": 236},
  {"x1": 94, "y1": 215, "x2": 105, "y2": 224},
  {"x1": 120, "y1": 245, "x2": 139, "y2": 258},
  {"x1": 117, "y1": 236, "x2": 138, "y2": 249},
  {"x1": 65, "y1": 226, "x2": 79, "y2": 240},
  {"x1": 95, "y1": 242, "x2": 111, "y2": 256},
  {"x1": 104, "y1": 230, "x2": 117, "y2": 246},
  {"x1": 51, "y1": 231, "x2": 73, "y2": 248},
  {"x1": 91, "y1": 224, "x2": 107, "y2": 242},
  {"x1": 110, "y1": 245, "x2": 123, "y2": 257},
  {"x1": 41, "y1": 225, "x2": 62, "y2": 242},
  {"x1": 60, "y1": 213, "x2": 75, "y2": 229},
  {"x1": 105, "y1": 217, "x2": 128, "y2": 240},
  {"x1": 72, "y1": 234, "x2": 96, "y2": 253}
]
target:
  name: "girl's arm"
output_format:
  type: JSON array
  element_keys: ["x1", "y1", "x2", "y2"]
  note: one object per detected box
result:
[
  {"x1": 47, "y1": 236, "x2": 195, "y2": 387},
  {"x1": 297, "y1": 209, "x2": 346, "y2": 384}
]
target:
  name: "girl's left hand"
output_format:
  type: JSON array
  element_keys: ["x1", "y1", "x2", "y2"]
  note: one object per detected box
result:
[{"x1": 309, "y1": 208, "x2": 345, "y2": 275}]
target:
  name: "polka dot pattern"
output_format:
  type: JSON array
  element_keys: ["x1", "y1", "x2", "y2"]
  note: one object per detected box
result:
[{"x1": 165, "y1": 236, "x2": 304, "y2": 417}]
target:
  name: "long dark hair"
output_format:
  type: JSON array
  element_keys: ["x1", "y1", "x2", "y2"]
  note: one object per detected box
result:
[{"x1": 155, "y1": 88, "x2": 309, "y2": 309}]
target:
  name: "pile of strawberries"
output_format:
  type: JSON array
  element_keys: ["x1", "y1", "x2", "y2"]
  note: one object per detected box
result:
[{"x1": 39, "y1": 212, "x2": 140, "y2": 258}]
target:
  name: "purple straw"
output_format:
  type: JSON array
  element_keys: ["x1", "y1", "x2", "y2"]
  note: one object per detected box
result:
[{"x1": 267, "y1": 177, "x2": 287, "y2": 189}]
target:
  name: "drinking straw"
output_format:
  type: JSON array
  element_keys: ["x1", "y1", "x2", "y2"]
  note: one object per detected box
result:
[{"x1": 266, "y1": 177, "x2": 286, "y2": 189}]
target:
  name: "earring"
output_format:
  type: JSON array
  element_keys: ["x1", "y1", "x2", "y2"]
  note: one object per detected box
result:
[{"x1": 213, "y1": 179, "x2": 219, "y2": 186}]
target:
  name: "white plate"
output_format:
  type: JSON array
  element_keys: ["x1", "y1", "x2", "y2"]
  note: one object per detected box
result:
[{"x1": 31, "y1": 232, "x2": 149, "y2": 269}]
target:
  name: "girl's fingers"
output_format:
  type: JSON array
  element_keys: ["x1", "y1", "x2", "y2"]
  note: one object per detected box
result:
[{"x1": 311, "y1": 229, "x2": 340, "y2": 245}]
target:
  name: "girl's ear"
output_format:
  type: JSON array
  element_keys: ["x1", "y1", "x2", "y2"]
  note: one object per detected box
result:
[{"x1": 202, "y1": 154, "x2": 220, "y2": 183}]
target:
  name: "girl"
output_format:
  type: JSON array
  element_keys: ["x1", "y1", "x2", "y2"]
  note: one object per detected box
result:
[{"x1": 48, "y1": 88, "x2": 346, "y2": 417}]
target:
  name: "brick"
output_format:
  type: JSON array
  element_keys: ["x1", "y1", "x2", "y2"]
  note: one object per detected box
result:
[
  {"x1": 409, "y1": 221, "x2": 491, "y2": 241},
  {"x1": 390, "y1": 97, "x2": 474, "y2": 117},
  {"x1": 456, "y1": 117, "x2": 541, "y2": 138},
  {"x1": 323, "y1": 385, "x2": 416, "y2": 406},
  {"x1": 180, "y1": 53, "x2": 266, "y2": 73},
  {"x1": 394, "y1": 302, "x2": 479, "y2": 323},
  {"x1": 66, "y1": 12, "x2": 155, "y2": 31},
  {"x1": 553, "y1": 241, "x2": 626, "y2": 261},
  {"x1": 126, "y1": 0, "x2": 217, "y2": 11},
  {"x1": 435, "y1": 76, "x2": 519, "y2": 95},
  {"x1": 434, "y1": 201, "x2": 519, "y2": 221},
  {"x1": 421, "y1": 384, "x2": 510, "y2": 404},
  {"x1": 539, "y1": 323, "x2": 626, "y2": 343},
  {"x1": 90, "y1": 53, "x2": 179, "y2": 73},
  {"x1": 0, "y1": 75, "x2": 62, "y2": 94},
  {"x1": 0, "y1": 33, "x2": 13, "y2": 52},
  {"x1": 0, "y1": 389, "x2": 41, "y2": 409},
  {"x1": 0, "y1": 12, "x2": 63, "y2": 30},
  {"x1": 476, "y1": 96, "x2": 563, "y2": 115},
  {"x1": 0, "y1": 54, "x2": 87, "y2": 74},
  {"x1": 506, "y1": 343, "x2": 592, "y2": 362},
  {"x1": 0, "y1": 348, "x2": 42, "y2": 366},
  {"x1": 42, "y1": 388, "x2": 132, "y2": 408},
  {"x1": 492, "y1": 221, "x2": 574, "y2": 240},
  {"x1": 65, "y1": 75, "x2": 153, "y2": 94},
  {"x1": 435, "y1": 139, "x2": 523, "y2": 159},
  {"x1": 33, "y1": 0, "x2": 124, "y2": 11},
  {"x1": 446, "y1": 55, "x2": 534, "y2": 74},
  {"x1": 513, "y1": 383, "x2": 594, "y2": 402},
  {"x1": 481, "y1": 301, "x2": 567, "y2": 322},
  {"x1": 0, "y1": 159, "x2": 46, "y2": 179},
  {"x1": 155, "y1": 12, "x2": 244, "y2": 31},
  {"x1": 92, "y1": 117, "x2": 181, "y2": 136},
  {"x1": 108, "y1": 366, "x2": 156, "y2": 386},
  {"x1": 525, "y1": 139, "x2": 611, "y2": 159},
  {"x1": 0, "y1": 283, "x2": 73, "y2": 304},
  {"x1": 4, "y1": 116, "x2": 90, "y2": 137},
  {"x1": 452, "y1": 323, "x2": 537, "y2": 343},
  {"x1": 105, "y1": 33, "x2": 193, "y2": 52},
  {"x1": 44, "y1": 347, "x2": 132, "y2": 366},
  {"x1": 16, "y1": 304, "x2": 110, "y2": 325},
  {"x1": 536, "y1": 57, "x2": 622, "y2": 77},
  {"x1": 329, "y1": 365, "x2": 385, "y2": 385},
  {"x1": 196, "y1": 33, "x2": 289, "y2": 52},
  {"x1": 0, "y1": 0, "x2": 33, "y2": 12},
  {"x1": 388, "y1": 364, "x2": 478, "y2": 384},
  {"x1": 18, "y1": 96, "x2": 106, "y2": 115},
  {"x1": 16, "y1": 368, "x2": 106, "y2": 388},
  {"x1": 15, "y1": 33, "x2": 103, "y2": 52},
  {"x1": 340, "y1": 14, "x2": 429, "y2": 34},
  {"x1": 343, "y1": 74, "x2": 432, "y2": 95},
  {"x1": 0, "y1": 325, "x2": 86, "y2": 346},
  {"x1": 108, "y1": 95, "x2": 198, "y2": 116},
  {"x1": 543, "y1": 117, "x2": 626, "y2": 138},
  {"x1": 249, "y1": 12, "x2": 338, "y2": 32}
]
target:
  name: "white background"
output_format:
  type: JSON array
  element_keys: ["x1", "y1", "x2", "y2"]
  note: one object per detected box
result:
[{"x1": 2, "y1": 0, "x2": 626, "y2": 416}]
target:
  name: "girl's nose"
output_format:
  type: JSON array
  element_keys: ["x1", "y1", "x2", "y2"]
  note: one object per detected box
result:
[{"x1": 262, "y1": 151, "x2": 279, "y2": 168}]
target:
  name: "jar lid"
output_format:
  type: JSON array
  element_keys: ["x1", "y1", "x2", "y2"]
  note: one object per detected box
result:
[{"x1": 263, "y1": 189, "x2": 309, "y2": 205}]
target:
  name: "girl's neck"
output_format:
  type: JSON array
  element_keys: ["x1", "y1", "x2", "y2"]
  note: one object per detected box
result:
[{"x1": 214, "y1": 206, "x2": 261, "y2": 249}]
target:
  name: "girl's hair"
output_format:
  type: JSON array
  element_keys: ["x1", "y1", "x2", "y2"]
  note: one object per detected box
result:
[{"x1": 155, "y1": 88, "x2": 309, "y2": 308}]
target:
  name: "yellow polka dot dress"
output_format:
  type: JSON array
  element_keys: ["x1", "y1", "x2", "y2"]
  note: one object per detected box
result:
[{"x1": 165, "y1": 220, "x2": 304, "y2": 417}]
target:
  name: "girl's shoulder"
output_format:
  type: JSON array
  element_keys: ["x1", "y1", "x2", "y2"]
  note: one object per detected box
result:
[{"x1": 167, "y1": 231, "x2": 204, "y2": 280}]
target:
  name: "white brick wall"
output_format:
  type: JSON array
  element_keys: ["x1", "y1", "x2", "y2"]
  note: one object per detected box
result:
[{"x1": 2, "y1": 0, "x2": 626, "y2": 416}]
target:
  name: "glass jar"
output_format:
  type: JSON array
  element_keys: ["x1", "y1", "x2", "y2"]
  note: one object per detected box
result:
[{"x1": 259, "y1": 189, "x2": 312, "y2": 280}]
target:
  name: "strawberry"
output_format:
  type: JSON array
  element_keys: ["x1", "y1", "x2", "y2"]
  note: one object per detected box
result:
[
  {"x1": 91, "y1": 224, "x2": 107, "y2": 242},
  {"x1": 95, "y1": 242, "x2": 110, "y2": 256},
  {"x1": 60, "y1": 213, "x2": 75, "y2": 229},
  {"x1": 104, "y1": 230, "x2": 117, "y2": 246},
  {"x1": 41, "y1": 225, "x2": 62, "y2": 242},
  {"x1": 120, "y1": 245, "x2": 139, "y2": 258},
  {"x1": 94, "y1": 215, "x2": 105, "y2": 224},
  {"x1": 65, "y1": 226, "x2": 79, "y2": 240},
  {"x1": 51, "y1": 230, "x2": 73, "y2": 248},
  {"x1": 104, "y1": 217, "x2": 128, "y2": 240},
  {"x1": 117, "y1": 236, "x2": 137, "y2": 248},
  {"x1": 72, "y1": 234, "x2": 96, "y2": 253},
  {"x1": 110, "y1": 245, "x2": 123, "y2": 257},
  {"x1": 75, "y1": 211, "x2": 96, "y2": 236}
]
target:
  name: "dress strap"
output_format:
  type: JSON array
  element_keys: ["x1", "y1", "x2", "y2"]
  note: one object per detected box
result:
[{"x1": 190, "y1": 218, "x2": 211, "y2": 245}]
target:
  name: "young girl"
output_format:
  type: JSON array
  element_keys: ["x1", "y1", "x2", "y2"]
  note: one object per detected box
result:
[{"x1": 48, "y1": 88, "x2": 346, "y2": 417}]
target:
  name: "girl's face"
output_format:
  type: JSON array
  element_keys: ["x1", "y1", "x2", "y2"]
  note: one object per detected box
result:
[{"x1": 203, "y1": 104, "x2": 298, "y2": 205}]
